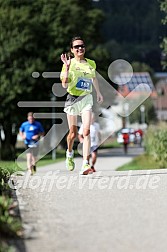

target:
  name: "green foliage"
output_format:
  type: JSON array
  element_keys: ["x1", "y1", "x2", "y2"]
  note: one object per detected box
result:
[
  {"x1": 0, "y1": 164, "x2": 20, "y2": 195},
  {"x1": 0, "y1": 0, "x2": 105, "y2": 114},
  {"x1": 98, "y1": 0, "x2": 163, "y2": 71},
  {"x1": 131, "y1": 62, "x2": 154, "y2": 76},
  {"x1": 117, "y1": 154, "x2": 159, "y2": 171},
  {"x1": 160, "y1": 0, "x2": 167, "y2": 69},
  {"x1": 0, "y1": 241, "x2": 13, "y2": 252},
  {"x1": 0, "y1": 0, "x2": 106, "y2": 160},
  {"x1": 0, "y1": 196, "x2": 22, "y2": 238},
  {"x1": 0, "y1": 166, "x2": 23, "y2": 250},
  {"x1": 131, "y1": 61, "x2": 158, "y2": 84},
  {"x1": 89, "y1": 44, "x2": 111, "y2": 78},
  {"x1": 129, "y1": 97, "x2": 157, "y2": 125},
  {"x1": 144, "y1": 124, "x2": 167, "y2": 168},
  {"x1": 0, "y1": 167, "x2": 10, "y2": 196}
]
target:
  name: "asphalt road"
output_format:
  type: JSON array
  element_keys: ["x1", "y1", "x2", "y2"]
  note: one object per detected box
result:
[{"x1": 15, "y1": 147, "x2": 167, "y2": 252}]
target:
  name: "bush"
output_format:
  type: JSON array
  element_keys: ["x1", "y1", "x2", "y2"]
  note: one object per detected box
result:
[
  {"x1": 144, "y1": 124, "x2": 167, "y2": 168},
  {"x1": 0, "y1": 196, "x2": 22, "y2": 237},
  {"x1": 0, "y1": 167, "x2": 10, "y2": 196},
  {"x1": 0, "y1": 166, "x2": 23, "y2": 251}
]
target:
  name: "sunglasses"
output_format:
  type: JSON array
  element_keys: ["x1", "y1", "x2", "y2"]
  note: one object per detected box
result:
[{"x1": 73, "y1": 44, "x2": 85, "y2": 49}]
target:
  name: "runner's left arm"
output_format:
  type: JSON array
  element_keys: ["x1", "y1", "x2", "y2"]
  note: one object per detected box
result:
[{"x1": 92, "y1": 77, "x2": 103, "y2": 104}]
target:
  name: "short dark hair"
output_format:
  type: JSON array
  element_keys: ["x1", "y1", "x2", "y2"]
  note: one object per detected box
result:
[{"x1": 70, "y1": 36, "x2": 84, "y2": 48}]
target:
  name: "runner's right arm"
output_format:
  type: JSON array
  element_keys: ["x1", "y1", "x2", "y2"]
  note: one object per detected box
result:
[
  {"x1": 60, "y1": 54, "x2": 71, "y2": 88},
  {"x1": 19, "y1": 129, "x2": 26, "y2": 140}
]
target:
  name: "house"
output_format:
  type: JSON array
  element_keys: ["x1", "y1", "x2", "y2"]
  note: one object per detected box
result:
[
  {"x1": 154, "y1": 73, "x2": 167, "y2": 121},
  {"x1": 116, "y1": 72, "x2": 156, "y2": 98}
]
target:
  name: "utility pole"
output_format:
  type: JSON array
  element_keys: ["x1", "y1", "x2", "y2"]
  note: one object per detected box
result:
[
  {"x1": 140, "y1": 105, "x2": 145, "y2": 125},
  {"x1": 51, "y1": 95, "x2": 56, "y2": 160}
]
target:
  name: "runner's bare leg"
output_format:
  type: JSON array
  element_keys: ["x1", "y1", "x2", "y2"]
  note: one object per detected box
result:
[
  {"x1": 26, "y1": 153, "x2": 32, "y2": 170},
  {"x1": 81, "y1": 110, "x2": 92, "y2": 161},
  {"x1": 67, "y1": 114, "x2": 78, "y2": 152}
]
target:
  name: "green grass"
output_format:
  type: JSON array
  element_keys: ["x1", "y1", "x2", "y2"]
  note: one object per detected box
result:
[
  {"x1": 100, "y1": 138, "x2": 122, "y2": 149},
  {"x1": 37, "y1": 150, "x2": 66, "y2": 167},
  {"x1": 1, "y1": 140, "x2": 121, "y2": 171},
  {"x1": 0, "y1": 142, "x2": 125, "y2": 171},
  {"x1": 100, "y1": 142, "x2": 122, "y2": 149},
  {"x1": 0, "y1": 150, "x2": 66, "y2": 171},
  {"x1": 117, "y1": 154, "x2": 161, "y2": 171},
  {"x1": 37, "y1": 148, "x2": 88, "y2": 167},
  {"x1": 0, "y1": 161, "x2": 19, "y2": 174}
]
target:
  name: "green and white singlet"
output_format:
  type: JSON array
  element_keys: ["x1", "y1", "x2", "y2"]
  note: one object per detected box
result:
[{"x1": 60, "y1": 58, "x2": 96, "y2": 97}]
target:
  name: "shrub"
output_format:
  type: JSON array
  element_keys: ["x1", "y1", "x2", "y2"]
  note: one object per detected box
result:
[
  {"x1": 0, "y1": 196, "x2": 22, "y2": 237},
  {"x1": 0, "y1": 166, "x2": 23, "y2": 251},
  {"x1": 0, "y1": 167, "x2": 10, "y2": 196},
  {"x1": 144, "y1": 124, "x2": 167, "y2": 168}
]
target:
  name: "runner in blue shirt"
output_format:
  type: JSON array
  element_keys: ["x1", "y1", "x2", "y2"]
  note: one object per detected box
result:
[{"x1": 19, "y1": 112, "x2": 44, "y2": 174}]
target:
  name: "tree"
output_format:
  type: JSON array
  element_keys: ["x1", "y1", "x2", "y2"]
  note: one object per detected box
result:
[
  {"x1": 0, "y1": 0, "x2": 105, "y2": 159},
  {"x1": 160, "y1": 0, "x2": 167, "y2": 69},
  {"x1": 131, "y1": 62, "x2": 154, "y2": 76},
  {"x1": 95, "y1": 0, "x2": 164, "y2": 71},
  {"x1": 129, "y1": 98, "x2": 157, "y2": 125}
]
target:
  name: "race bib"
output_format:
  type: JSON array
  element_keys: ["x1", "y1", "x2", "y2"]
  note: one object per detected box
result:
[{"x1": 76, "y1": 78, "x2": 92, "y2": 92}]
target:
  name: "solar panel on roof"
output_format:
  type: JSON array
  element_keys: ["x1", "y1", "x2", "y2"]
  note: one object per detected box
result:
[{"x1": 117, "y1": 72, "x2": 155, "y2": 92}]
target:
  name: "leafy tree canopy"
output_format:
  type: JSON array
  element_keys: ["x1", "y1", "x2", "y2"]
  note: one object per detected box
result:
[
  {"x1": 0, "y1": 0, "x2": 106, "y2": 159},
  {"x1": 94, "y1": 0, "x2": 165, "y2": 71},
  {"x1": 160, "y1": 0, "x2": 167, "y2": 69}
]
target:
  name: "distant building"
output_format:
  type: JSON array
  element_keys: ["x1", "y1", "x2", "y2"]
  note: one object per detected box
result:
[
  {"x1": 112, "y1": 72, "x2": 157, "y2": 128},
  {"x1": 154, "y1": 73, "x2": 167, "y2": 121},
  {"x1": 116, "y1": 72, "x2": 156, "y2": 98}
]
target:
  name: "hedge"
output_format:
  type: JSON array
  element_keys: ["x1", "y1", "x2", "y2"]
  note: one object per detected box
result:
[{"x1": 144, "y1": 124, "x2": 167, "y2": 168}]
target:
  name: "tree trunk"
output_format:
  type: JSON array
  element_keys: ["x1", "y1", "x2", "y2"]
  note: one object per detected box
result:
[{"x1": 0, "y1": 122, "x2": 17, "y2": 161}]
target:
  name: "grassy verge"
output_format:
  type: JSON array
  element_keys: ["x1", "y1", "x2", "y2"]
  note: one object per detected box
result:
[
  {"x1": 117, "y1": 154, "x2": 162, "y2": 171},
  {"x1": 0, "y1": 161, "x2": 20, "y2": 174},
  {"x1": 0, "y1": 150, "x2": 66, "y2": 170},
  {"x1": 16, "y1": 142, "x2": 121, "y2": 168},
  {"x1": 14, "y1": 140, "x2": 121, "y2": 168},
  {"x1": 100, "y1": 142, "x2": 122, "y2": 149},
  {"x1": 100, "y1": 137, "x2": 122, "y2": 149},
  {"x1": 37, "y1": 149, "x2": 66, "y2": 167}
]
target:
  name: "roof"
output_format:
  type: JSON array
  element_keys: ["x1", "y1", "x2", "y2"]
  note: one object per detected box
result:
[
  {"x1": 154, "y1": 72, "x2": 167, "y2": 78},
  {"x1": 116, "y1": 72, "x2": 156, "y2": 97}
]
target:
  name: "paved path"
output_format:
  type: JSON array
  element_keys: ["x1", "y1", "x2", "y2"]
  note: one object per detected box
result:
[{"x1": 16, "y1": 147, "x2": 167, "y2": 252}]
